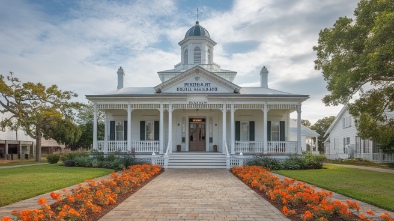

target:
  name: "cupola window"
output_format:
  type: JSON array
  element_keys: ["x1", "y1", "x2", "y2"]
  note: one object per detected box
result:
[
  {"x1": 207, "y1": 49, "x2": 211, "y2": 63},
  {"x1": 194, "y1": 46, "x2": 201, "y2": 64},
  {"x1": 184, "y1": 49, "x2": 188, "y2": 64}
]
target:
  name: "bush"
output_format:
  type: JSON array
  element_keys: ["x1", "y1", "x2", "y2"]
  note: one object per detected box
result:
[
  {"x1": 61, "y1": 151, "x2": 89, "y2": 162},
  {"x1": 302, "y1": 153, "x2": 324, "y2": 169},
  {"x1": 283, "y1": 157, "x2": 304, "y2": 170},
  {"x1": 46, "y1": 154, "x2": 60, "y2": 164},
  {"x1": 246, "y1": 156, "x2": 283, "y2": 170},
  {"x1": 64, "y1": 160, "x2": 76, "y2": 167},
  {"x1": 74, "y1": 156, "x2": 93, "y2": 167}
]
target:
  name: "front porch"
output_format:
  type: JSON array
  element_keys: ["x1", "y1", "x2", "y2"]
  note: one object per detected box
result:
[{"x1": 97, "y1": 140, "x2": 298, "y2": 155}]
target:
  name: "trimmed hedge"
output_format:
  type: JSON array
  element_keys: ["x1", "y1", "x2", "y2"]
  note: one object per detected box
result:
[
  {"x1": 46, "y1": 154, "x2": 60, "y2": 164},
  {"x1": 246, "y1": 153, "x2": 326, "y2": 170}
]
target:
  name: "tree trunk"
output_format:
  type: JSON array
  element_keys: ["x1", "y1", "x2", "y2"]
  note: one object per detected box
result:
[{"x1": 35, "y1": 135, "x2": 41, "y2": 162}]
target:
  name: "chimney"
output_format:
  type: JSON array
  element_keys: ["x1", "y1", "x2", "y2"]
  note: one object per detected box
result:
[
  {"x1": 260, "y1": 66, "x2": 268, "y2": 88},
  {"x1": 117, "y1": 67, "x2": 124, "y2": 89}
]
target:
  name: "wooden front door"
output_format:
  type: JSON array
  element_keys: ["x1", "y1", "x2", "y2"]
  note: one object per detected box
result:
[{"x1": 189, "y1": 118, "x2": 206, "y2": 151}]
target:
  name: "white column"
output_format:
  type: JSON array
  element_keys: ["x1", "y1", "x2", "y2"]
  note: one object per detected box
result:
[
  {"x1": 159, "y1": 104, "x2": 164, "y2": 154},
  {"x1": 222, "y1": 103, "x2": 227, "y2": 153},
  {"x1": 104, "y1": 112, "x2": 108, "y2": 142},
  {"x1": 168, "y1": 104, "x2": 173, "y2": 153},
  {"x1": 263, "y1": 103, "x2": 268, "y2": 154},
  {"x1": 93, "y1": 103, "x2": 98, "y2": 150},
  {"x1": 315, "y1": 136, "x2": 319, "y2": 153},
  {"x1": 127, "y1": 104, "x2": 132, "y2": 152},
  {"x1": 230, "y1": 103, "x2": 235, "y2": 154},
  {"x1": 297, "y1": 103, "x2": 302, "y2": 154}
]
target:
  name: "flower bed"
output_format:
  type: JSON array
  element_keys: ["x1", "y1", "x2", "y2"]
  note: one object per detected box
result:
[
  {"x1": 1, "y1": 164, "x2": 162, "y2": 221},
  {"x1": 231, "y1": 165, "x2": 393, "y2": 221}
]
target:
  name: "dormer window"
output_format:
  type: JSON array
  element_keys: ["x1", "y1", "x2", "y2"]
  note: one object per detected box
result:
[
  {"x1": 194, "y1": 46, "x2": 201, "y2": 64},
  {"x1": 184, "y1": 49, "x2": 188, "y2": 64}
]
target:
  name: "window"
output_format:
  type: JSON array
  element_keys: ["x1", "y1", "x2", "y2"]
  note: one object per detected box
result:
[
  {"x1": 140, "y1": 121, "x2": 159, "y2": 141},
  {"x1": 342, "y1": 116, "x2": 352, "y2": 128},
  {"x1": 235, "y1": 121, "x2": 255, "y2": 141},
  {"x1": 363, "y1": 139, "x2": 370, "y2": 153},
  {"x1": 109, "y1": 121, "x2": 127, "y2": 141},
  {"x1": 194, "y1": 46, "x2": 201, "y2": 64},
  {"x1": 355, "y1": 136, "x2": 361, "y2": 154},
  {"x1": 343, "y1": 137, "x2": 350, "y2": 154},
  {"x1": 184, "y1": 49, "x2": 188, "y2": 64},
  {"x1": 207, "y1": 49, "x2": 211, "y2": 63},
  {"x1": 267, "y1": 121, "x2": 285, "y2": 141}
]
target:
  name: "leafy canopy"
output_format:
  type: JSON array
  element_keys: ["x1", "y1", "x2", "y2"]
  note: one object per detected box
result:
[
  {"x1": 0, "y1": 72, "x2": 83, "y2": 160},
  {"x1": 313, "y1": 0, "x2": 394, "y2": 151},
  {"x1": 310, "y1": 116, "x2": 335, "y2": 152}
]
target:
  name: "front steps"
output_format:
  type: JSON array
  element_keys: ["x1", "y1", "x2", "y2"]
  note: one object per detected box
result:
[{"x1": 167, "y1": 152, "x2": 227, "y2": 168}]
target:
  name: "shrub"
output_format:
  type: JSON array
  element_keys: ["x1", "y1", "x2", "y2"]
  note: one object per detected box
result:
[
  {"x1": 246, "y1": 156, "x2": 283, "y2": 170},
  {"x1": 73, "y1": 156, "x2": 93, "y2": 167},
  {"x1": 283, "y1": 156, "x2": 304, "y2": 170},
  {"x1": 302, "y1": 153, "x2": 324, "y2": 169},
  {"x1": 61, "y1": 152, "x2": 89, "y2": 162},
  {"x1": 46, "y1": 154, "x2": 60, "y2": 164},
  {"x1": 64, "y1": 160, "x2": 76, "y2": 167}
]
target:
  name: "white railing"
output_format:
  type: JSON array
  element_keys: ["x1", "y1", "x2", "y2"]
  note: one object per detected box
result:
[
  {"x1": 97, "y1": 140, "x2": 159, "y2": 153},
  {"x1": 354, "y1": 153, "x2": 394, "y2": 163},
  {"x1": 235, "y1": 141, "x2": 297, "y2": 154},
  {"x1": 224, "y1": 141, "x2": 230, "y2": 169},
  {"x1": 131, "y1": 141, "x2": 159, "y2": 152}
]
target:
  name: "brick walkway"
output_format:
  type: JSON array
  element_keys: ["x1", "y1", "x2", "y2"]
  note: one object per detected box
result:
[{"x1": 100, "y1": 169, "x2": 289, "y2": 221}]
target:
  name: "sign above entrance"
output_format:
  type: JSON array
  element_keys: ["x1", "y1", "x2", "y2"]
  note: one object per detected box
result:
[
  {"x1": 161, "y1": 74, "x2": 234, "y2": 94},
  {"x1": 190, "y1": 118, "x2": 206, "y2": 122}
]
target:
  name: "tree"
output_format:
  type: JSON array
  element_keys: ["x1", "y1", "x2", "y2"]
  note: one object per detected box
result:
[
  {"x1": 301, "y1": 119, "x2": 311, "y2": 127},
  {"x1": 313, "y1": 0, "x2": 394, "y2": 151},
  {"x1": 0, "y1": 73, "x2": 83, "y2": 161},
  {"x1": 310, "y1": 116, "x2": 335, "y2": 153},
  {"x1": 69, "y1": 102, "x2": 104, "y2": 150}
]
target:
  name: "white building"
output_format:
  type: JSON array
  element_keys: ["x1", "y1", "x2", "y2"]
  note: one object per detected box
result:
[
  {"x1": 289, "y1": 119, "x2": 319, "y2": 155},
  {"x1": 324, "y1": 105, "x2": 394, "y2": 162},
  {"x1": 86, "y1": 21, "x2": 309, "y2": 168},
  {"x1": 0, "y1": 112, "x2": 35, "y2": 159}
]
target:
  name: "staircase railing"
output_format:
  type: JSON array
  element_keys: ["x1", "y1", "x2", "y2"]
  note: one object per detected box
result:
[
  {"x1": 224, "y1": 141, "x2": 230, "y2": 169},
  {"x1": 163, "y1": 141, "x2": 170, "y2": 168}
]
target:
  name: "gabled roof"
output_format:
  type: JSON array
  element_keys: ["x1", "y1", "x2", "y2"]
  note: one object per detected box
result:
[
  {"x1": 154, "y1": 65, "x2": 241, "y2": 93},
  {"x1": 324, "y1": 105, "x2": 347, "y2": 137}
]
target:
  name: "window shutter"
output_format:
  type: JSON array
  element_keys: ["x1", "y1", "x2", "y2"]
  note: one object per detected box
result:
[
  {"x1": 249, "y1": 121, "x2": 255, "y2": 141},
  {"x1": 109, "y1": 121, "x2": 115, "y2": 141},
  {"x1": 140, "y1": 121, "x2": 145, "y2": 141},
  {"x1": 235, "y1": 121, "x2": 240, "y2": 141},
  {"x1": 154, "y1": 121, "x2": 159, "y2": 140},
  {"x1": 280, "y1": 121, "x2": 285, "y2": 141},
  {"x1": 124, "y1": 121, "x2": 127, "y2": 141},
  {"x1": 267, "y1": 121, "x2": 271, "y2": 141}
]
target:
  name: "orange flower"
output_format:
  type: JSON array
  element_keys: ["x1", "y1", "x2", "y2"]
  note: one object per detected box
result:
[
  {"x1": 366, "y1": 209, "x2": 375, "y2": 216},
  {"x1": 1, "y1": 216, "x2": 11, "y2": 221},
  {"x1": 37, "y1": 198, "x2": 48, "y2": 206},
  {"x1": 303, "y1": 210, "x2": 313, "y2": 221}
]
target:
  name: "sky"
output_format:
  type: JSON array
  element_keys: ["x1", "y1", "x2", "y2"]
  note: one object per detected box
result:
[{"x1": 0, "y1": 0, "x2": 361, "y2": 124}]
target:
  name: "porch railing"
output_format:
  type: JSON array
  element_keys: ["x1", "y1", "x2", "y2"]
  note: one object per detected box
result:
[
  {"x1": 97, "y1": 140, "x2": 160, "y2": 153},
  {"x1": 235, "y1": 141, "x2": 297, "y2": 154}
]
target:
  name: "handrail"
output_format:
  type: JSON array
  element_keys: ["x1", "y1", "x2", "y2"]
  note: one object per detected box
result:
[
  {"x1": 165, "y1": 142, "x2": 170, "y2": 155},
  {"x1": 224, "y1": 141, "x2": 230, "y2": 156}
]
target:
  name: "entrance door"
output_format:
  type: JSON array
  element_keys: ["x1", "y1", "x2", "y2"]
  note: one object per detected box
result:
[{"x1": 189, "y1": 118, "x2": 206, "y2": 151}]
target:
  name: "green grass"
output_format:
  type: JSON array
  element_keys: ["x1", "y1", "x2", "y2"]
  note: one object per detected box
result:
[
  {"x1": 326, "y1": 159, "x2": 394, "y2": 170},
  {"x1": 0, "y1": 160, "x2": 47, "y2": 166},
  {"x1": 0, "y1": 164, "x2": 113, "y2": 206},
  {"x1": 274, "y1": 164, "x2": 394, "y2": 211}
]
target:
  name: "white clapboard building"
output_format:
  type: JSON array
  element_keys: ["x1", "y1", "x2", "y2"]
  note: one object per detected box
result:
[{"x1": 86, "y1": 21, "x2": 309, "y2": 168}]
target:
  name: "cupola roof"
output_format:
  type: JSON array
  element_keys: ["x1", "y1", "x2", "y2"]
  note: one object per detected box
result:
[{"x1": 185, "y1": 21, "x2": 210, "y2": 38}]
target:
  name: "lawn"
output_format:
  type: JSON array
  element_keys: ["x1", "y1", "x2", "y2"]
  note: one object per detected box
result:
[
  {"x1": 274, "y1": 164, "x2": 394, "y2": 211},
  {"x1": 0, "y1": 159, "x2": 47, "y2": 166},
  {"x1": 0, "y1": 164, "x2": 113, "y2": 206}
]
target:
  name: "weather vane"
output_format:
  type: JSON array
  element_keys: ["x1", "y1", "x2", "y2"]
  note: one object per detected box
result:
[{"x1": 196, "y1": 8, "x2": 199, "y2": 21}]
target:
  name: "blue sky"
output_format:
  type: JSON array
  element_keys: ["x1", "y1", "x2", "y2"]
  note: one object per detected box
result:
[{"x1": 0, "y1": 0, "x2": 360, "y2": 123}]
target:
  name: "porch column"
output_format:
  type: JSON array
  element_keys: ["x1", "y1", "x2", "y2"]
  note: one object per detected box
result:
[
  {"x1": 127, "y1": 104, "x2": 132, "y2": 152},
  {"x1": 297, "y1": 103, "x2": 302, "y2": 154},
  {"x1": 5, "y1": 141, "x2": 8, "y2": 158},
  {"x1": 104, "y1": 111, "x2": 108, "y2": 151},
  {"x1": 93, "y1": 103, "x2": 98, "y2": 150},
  {"x1": 168, "y1": 104, "x2": 173, "y2": 154},
  {"x1": 263, "y1": 103, "x2": 268, "y2": 154},
  {"x1": 19, "y1": 141, "x2": 22, "y2": 158},
  {"x1": 230, "y1": 103, "x2": 235, "y2": 154},
  {"x1": 222, "y1": 103, "x2": 227, "y2": 153},
  {"x1": 159, "y1": 104, "x2": 164, "y2": 154}
]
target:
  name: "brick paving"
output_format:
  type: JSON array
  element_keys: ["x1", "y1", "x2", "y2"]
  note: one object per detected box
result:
[{"x1": 100, "y1": 169, "x2": 289, "y2": 221}]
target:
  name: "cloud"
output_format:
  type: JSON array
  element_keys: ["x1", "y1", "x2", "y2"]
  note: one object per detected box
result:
[{"x1": 0, "y1": 0, "x2": 359, "y2": 123}]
